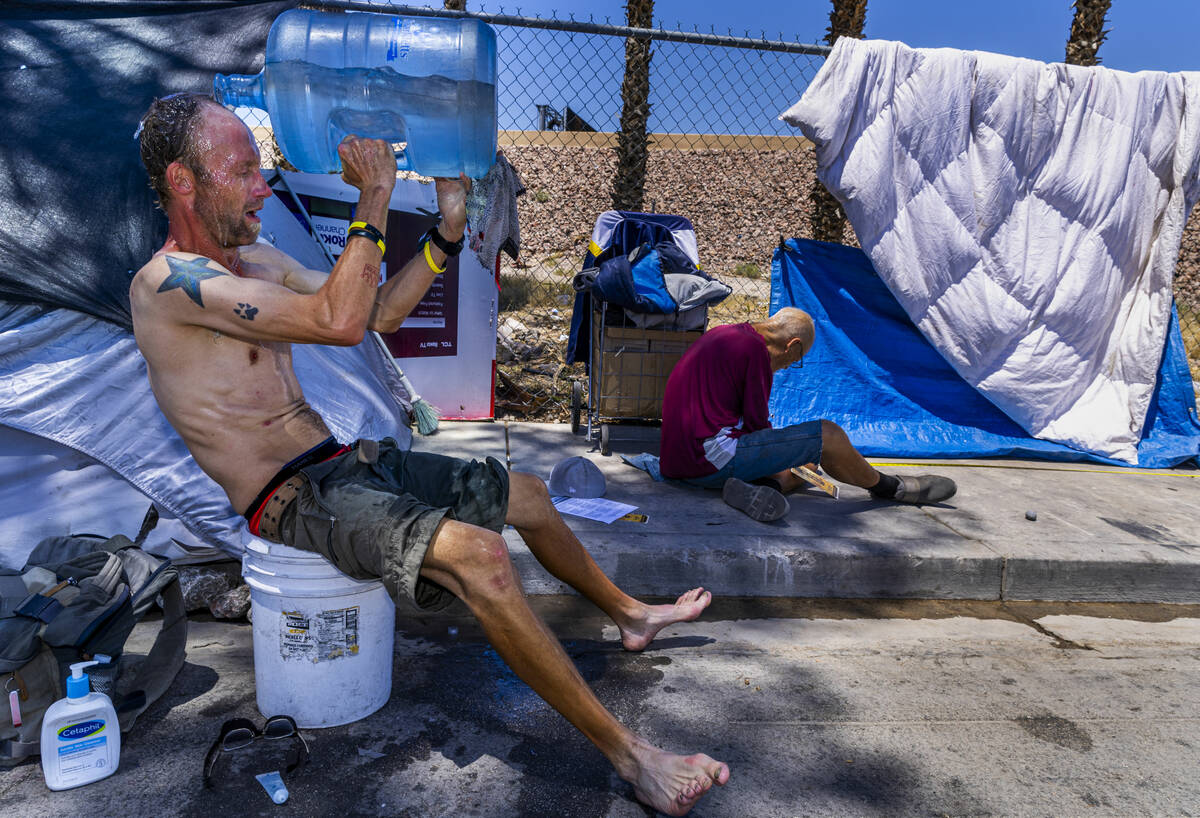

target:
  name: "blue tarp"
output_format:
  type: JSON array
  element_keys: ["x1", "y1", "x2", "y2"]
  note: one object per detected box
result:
[{"x1": 769, "y1": 239, "x2": 1200, "y2": 468}]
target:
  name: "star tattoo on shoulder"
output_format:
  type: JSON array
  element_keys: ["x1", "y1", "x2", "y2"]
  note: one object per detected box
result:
[
  {"x1": 157, "y1": 256, "x2": 227, "y2": 307},
  {"x1": 234, "y1": 303, "x2": 259, "y2": 320}
]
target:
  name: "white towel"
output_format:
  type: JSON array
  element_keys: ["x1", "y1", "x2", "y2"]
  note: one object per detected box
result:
[{"x1": 783, "y1": 38, "x2": 1200, "y2": 463}]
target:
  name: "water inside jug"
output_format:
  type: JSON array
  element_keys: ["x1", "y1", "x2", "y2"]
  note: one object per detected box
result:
[{"x1": 214, "y1": 10, "x2": 497, "y2": 178}]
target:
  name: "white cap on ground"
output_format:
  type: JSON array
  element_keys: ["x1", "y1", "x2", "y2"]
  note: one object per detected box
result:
[{"x1": 548, "y1": 456, "x2": 606, "y2": 498}]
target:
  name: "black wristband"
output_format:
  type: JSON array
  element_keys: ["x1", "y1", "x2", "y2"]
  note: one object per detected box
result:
[
  {"x1": 347, "y1": 221, "x2": 386, "y2": 254},
  {"x1": 422, "y1": 225, "x2": 464, "y2": 257},
  {"x1": 347, "y1": 229, "x2": 385, "y2": 255},
  {"x1": 348, "y1": 221, "x2": 384, "y2": 243}
]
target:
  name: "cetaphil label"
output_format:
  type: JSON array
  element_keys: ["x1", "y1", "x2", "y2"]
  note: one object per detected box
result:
[{"x1": 55, "y1": 724, "x2": 109, "y2": 784}]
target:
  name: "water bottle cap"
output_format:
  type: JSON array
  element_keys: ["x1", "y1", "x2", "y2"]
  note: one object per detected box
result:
[{"x1": 213, "y1": 72, "x2": 266, "y2": 111}]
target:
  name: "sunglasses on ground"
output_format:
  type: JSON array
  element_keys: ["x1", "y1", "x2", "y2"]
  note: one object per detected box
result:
[{"x1": 203, "y1": 714, "x2": 309, "y2": 788}]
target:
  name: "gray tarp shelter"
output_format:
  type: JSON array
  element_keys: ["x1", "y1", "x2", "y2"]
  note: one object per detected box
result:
[{"x1": 0, "y1": 1, "x2": 413, "y2": 569}]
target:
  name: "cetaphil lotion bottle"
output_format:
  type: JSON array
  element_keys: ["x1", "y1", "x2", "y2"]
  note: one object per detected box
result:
[{"x1": 40, "y1": 656, "x2": 120, "y2": 790}]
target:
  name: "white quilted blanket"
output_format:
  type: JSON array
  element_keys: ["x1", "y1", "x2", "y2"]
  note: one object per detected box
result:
[{"x1": 782, "y1": 38, "x2": 1200, "y2": 463}]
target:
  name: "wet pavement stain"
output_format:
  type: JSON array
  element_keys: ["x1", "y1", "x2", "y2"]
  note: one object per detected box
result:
[
  {"x1": 498, "y1": 639, "x2": 672, "y2": 818},
  {"x1": 829, "y1": 756, "x2": 925, "y2": 810},
  {"x1": 1013, "y1": 714, "x2": 1094, "y2": 751},
  {"x1": 183, "y1": 630, "x2": 671, "y2": 818}
]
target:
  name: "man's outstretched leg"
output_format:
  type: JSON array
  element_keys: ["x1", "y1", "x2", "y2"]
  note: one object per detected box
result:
[
  {"x1": 503, "y1": 472, "x2": 711, "y2": 651},
  {"x1": 770, "y1": 420, "x2": 956, "y2": 504},
  {"x1": 418, "y1": 518, "x2": 730, "y2": 815}
]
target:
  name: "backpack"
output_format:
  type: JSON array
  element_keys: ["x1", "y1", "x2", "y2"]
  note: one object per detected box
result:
[
  {"x1": 581, "y1": 240, "x2": 699, "y2": 315},
  {"x1": 0, "y1": 513, "x2": 187, "y2": 766}
]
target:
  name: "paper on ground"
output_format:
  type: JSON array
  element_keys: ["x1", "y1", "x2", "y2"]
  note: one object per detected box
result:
[{"x1": 550, "y1": 496, "x2": 637, "y2": 524}]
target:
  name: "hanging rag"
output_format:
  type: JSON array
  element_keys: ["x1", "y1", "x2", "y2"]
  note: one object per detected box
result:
[{"x1": 466, "y1": 151, "x2": 525, "y2": 271}]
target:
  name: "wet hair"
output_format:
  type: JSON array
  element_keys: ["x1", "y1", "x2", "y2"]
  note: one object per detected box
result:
[{"x1": 137, "y1": 92, "x2": 220, "y2": 208}]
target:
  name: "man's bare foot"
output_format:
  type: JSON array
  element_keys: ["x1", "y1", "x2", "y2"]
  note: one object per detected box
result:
[
  {"x1": 623, "y1": 741, "x2": 730, "y2": 816},
  {"x1": 619, "y1": 588, "x2": 712, "y2": 652}
]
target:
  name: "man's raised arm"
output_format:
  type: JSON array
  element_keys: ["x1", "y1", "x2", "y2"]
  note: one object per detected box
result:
[
  {"x1": 274, "y1": 174, "x2": 468, "y2": 336},
  {"x1": 367, "y1": 175, "x2": 468, "y2": 334},
  {"x1": 299, "y1": 135, "x2": 399, "y2": 343},
  {"x1": 134, "y1": 136, "x2": 397, "y2": 347}
]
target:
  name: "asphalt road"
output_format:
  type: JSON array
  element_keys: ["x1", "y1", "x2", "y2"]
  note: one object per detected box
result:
[{"x1": 3, "y1": 598, "x2": 1199, "y2": 817}]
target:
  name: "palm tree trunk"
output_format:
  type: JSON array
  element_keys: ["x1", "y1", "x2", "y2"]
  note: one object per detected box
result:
[
  {"x1": 1065, "y1": 0, "x2": 1111, "y2": 66},
  {"x1": 810, "y1": 0, "x2": 868, "y2": 244},
  {"x1": 612, "y1": 0, "x2": 654, "y2": 213}
]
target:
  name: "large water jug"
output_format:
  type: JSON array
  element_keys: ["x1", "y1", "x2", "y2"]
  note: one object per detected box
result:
[{"x1": 214, "y1": 9, "x2": 497, "y2": 178}]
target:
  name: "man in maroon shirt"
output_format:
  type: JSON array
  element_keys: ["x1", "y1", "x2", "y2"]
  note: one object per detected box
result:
[{"x1": 660, "y1": 308, "x2": 956, "y2": 520}]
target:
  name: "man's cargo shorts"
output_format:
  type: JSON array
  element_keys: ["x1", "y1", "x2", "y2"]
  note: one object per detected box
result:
[{"x1": 276, "y1": 438, "x2": 509, "y2": 611}]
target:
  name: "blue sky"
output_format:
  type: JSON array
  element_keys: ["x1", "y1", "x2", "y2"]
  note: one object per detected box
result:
[{"x1": 473, "y1": 0, "x2": 1200, "y2": 74}]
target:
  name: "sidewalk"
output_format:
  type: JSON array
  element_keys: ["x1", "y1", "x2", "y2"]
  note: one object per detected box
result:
[{"x1": 421, "y1": 421, "x2": 1200, "y2": 604}]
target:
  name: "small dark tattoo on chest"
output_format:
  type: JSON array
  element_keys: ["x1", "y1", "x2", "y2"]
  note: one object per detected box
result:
[{"x1": 234, "y1": 302, "x2": 259, "y2": 320}]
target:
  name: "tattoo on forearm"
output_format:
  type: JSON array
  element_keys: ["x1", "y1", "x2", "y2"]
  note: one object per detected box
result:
[
  {"x1": 234, "y1": 303, "x2": 259, "y2": 320},
  {"x1": 157, "y1": 256, "x2": 227, "y2": 307},
  {"x1": 362, "y1": 263, "x2": 381, "y2": 285}
]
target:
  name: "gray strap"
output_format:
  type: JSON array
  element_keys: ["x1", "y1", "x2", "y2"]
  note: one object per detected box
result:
[
  {"x1": 357, "y1": 439, "x2": 380, "y2": 464},
  {"x1": 100, "y1": 535, "x2": 136, "y2": 554},
  {"x1": 0, "y1": 737, "x2": 40, "y2": 760},
  {"x1": 88, "y1": 553, "x2": 124, "y2": 596},
  {"x1": 115, "y1": 576, "x2": 187, "y2": 733}
]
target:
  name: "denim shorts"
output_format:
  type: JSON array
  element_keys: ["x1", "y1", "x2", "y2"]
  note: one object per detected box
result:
[
  {"x1": 682, "y1": 421, "x2": 824, "y2": 489},
  {"x1": 279, "y1": 438, "x2": 510, "y2": 611}
]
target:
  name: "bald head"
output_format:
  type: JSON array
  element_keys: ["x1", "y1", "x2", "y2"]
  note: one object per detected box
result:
[
  {"x1": 763, "y1": 308, "x2": 814, "y2": 347},
  {"x1": 751, "y1": 308, "x2": 815, "y2": 372}
]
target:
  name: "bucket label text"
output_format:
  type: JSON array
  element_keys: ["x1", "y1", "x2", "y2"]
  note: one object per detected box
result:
[{"x1": 280, "y1": 606, "x2": 361, "y2": 662}]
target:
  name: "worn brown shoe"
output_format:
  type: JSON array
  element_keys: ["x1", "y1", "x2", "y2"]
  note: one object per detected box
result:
[{"x1": 722, "y1": 477, "x2": 790, "y2": 521}]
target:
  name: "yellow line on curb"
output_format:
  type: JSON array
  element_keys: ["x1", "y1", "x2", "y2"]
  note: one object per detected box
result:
[{"x1": 867, "y1": 462, "x2": 1198, "y2": 478}]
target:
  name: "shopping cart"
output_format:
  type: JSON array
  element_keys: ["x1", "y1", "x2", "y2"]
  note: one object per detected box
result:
[{"x1": 565, "y1": 211, "x2": 731, "y2": 454}]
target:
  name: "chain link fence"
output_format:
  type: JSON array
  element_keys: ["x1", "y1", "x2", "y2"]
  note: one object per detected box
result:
[
  {"x1": 482, "y1": 9, "x2": 829, "y2": 421},
  {"x1": 255, "y1": 2, "x2": 1200, "y2": 423}
]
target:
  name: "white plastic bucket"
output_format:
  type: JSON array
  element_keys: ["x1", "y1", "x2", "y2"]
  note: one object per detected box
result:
[{"x1": 243, "y1": 539, "x2": 395, "y2": 728}]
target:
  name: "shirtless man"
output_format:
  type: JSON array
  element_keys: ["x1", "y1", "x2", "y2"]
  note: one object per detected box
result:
[{"x1": 130, "y1": 93, "x2": 728, "y2": 815}]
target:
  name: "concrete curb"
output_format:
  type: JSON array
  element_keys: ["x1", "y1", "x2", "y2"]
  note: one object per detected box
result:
[{"x1": 423, "y1": 422, "x2": 1200, "y2": 604}]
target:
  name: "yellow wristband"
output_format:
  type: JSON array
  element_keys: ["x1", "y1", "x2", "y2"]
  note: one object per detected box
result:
[
  {"x1": 347, "y1": 221, "x2": 386, "y2": 255},
  {"x1": 348, "y1": 220, "x2": 384, "y2": 238},
  {"x1": 423, "y1": 241, "x2": 446, "y2": 274}
]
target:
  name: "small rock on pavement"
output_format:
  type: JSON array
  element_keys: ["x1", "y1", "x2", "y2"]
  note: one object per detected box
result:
[
  {"x1": 209, "y1": 584, "x2": 251, "y2": 620},
  {"x1": 1025, "y1": 510, "x2": 1038, "y2": 521}
]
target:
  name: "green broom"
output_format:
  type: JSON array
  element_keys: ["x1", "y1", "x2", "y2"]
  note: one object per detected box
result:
[{"x1": 370, "y1": 331, "x2": 441, "y2": 435}]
